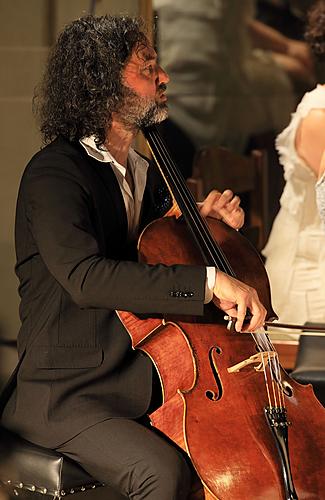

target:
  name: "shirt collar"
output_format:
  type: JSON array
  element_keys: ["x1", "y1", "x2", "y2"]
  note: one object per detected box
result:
[{"x1": 79, "y1": 135, "x2": 148, "y2": 178}]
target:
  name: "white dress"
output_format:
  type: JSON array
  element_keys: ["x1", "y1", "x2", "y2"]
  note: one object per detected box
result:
[
  {"x1": 316, "y1": 168, "x2": 325, "y2": 229},
  {"x1": 263, "y1": 85, "x2": 325, "y2": 326}
]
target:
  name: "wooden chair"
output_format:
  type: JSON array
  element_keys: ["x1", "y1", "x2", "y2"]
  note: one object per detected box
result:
[
  {"x1": 290, "y1": 333, "x2": 325, "y2": 407},
  {"x1": 186, "y1": 176, "x2": 204, "y2": 203},
  {"x1": 190, "y1": 146, "x2": 269, "y2": 251}
]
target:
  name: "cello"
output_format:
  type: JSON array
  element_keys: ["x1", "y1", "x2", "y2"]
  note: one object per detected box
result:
[{"x1": 118, "y1": 125, "x2": 325, "y2": 499}]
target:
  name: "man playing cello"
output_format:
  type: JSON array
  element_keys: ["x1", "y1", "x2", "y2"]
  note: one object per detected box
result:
[{"x1": 1, "y1": 15, "x2": 266, "y2": 499}]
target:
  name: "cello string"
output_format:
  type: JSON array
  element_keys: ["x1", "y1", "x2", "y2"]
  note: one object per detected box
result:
[
  {"x1": 149, "y1": 128, "x2": 231, "y2": 271},
  {"x1": 146, "y1": 129, "x2": 285, "y2": 354},
  {"x1": 268, "y1": 351, "x2": 279, "y2": 408},
  {"x1": 274, "y1": 353, "x2": 285, "y2": 407},
  {"x1": 261, "y1": 354, "x2": 273, "y2": 407},
  {"x1": 252, "y1": 330, "x2": 270, "y2": 353},
  {"x1": 252, "y1": 330, "x2": 284, "y2": 403},
  {"x1": 270, "y1": 351, "x2": 282, "y2": 406},
  {"x1": 263, "y1": 330, "x2": 277, "y2": 352},
  {"x1": 261, "y1": 333, "x2": 285, "y2": 397},
  {"x1": 146, "y1": 126, "x2": 288, "y2": 408},
  {"x1": 252, "y1": 329, "x2": 278, "y2": 367},
  {"x1": 278, "y1": 368, "x2": 285, "y2": 408},
  {"x1": 146, "y1": 127, "x2": 235, "y2": 275},
  {"x1": 255, "y1": 334, "x2": 280, "y2": 409}
]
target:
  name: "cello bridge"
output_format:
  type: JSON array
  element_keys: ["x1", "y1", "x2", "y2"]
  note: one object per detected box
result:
[{"x1": 227, "y1": 351, "x2": 277, "y2": 373}]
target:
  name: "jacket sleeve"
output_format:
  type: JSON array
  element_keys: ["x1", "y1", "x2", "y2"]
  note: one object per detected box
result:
[{"x1": 23, "y1": 157, "x2": 206, "y2": 316}]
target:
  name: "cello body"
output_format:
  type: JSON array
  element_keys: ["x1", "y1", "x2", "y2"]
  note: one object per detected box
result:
[{"x1": 118, "y1": 216, "x2": 325, "y2": 500}]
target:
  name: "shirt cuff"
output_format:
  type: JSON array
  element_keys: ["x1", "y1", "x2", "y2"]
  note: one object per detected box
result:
[{"x1": 204, "y1": 267, "x2": 216, "y2": 304}]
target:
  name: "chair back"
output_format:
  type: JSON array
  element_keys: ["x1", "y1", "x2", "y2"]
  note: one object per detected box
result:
[
  {"x1": 290, "y1": 333, "x2": 325, "y2": 407},
  {"x1": 191, "y1": 146, "x2": 269, "y2": 250}
]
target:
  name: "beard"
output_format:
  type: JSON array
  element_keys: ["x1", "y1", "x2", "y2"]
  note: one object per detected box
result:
[{"x1": 119, "y1": 85, "x2": 168, "y2": 130}]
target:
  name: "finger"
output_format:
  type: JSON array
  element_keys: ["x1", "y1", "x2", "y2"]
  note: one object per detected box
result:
[
  {"x1": 216, "y1": 299, "x2": 237, "y2": 312},
  {"x1": 199, "y1": 191, "x2": 221, "y2": 217},
  {"x1": 222, "y1": 306, "x2": 238, "y2": 318},
  {"x1": 217, "y1": 189, "x2": 234, "y2": 207},
  {"x1": 217, "y1": 209, "x2": 236, "y2": 225},
  {"x1": 221, "y1": 206, "x2": 243, "y2": 221},
  {"x1": 218, "y1": 207, "x2": 244, "y2": 229},
  {"x1": 226, "y1": 195, "x2": 241, "y2": 210},
  {"x1": 234, "y1": 300, "x2": 247, "y2": 333},
  {"x1": 242, "y1": 300, "x2": 266, "y2": 332}
]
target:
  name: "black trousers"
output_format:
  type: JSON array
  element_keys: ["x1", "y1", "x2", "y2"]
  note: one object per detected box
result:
[{"x1": 56, "y1": 417, "x2": 192, "y2": 499}]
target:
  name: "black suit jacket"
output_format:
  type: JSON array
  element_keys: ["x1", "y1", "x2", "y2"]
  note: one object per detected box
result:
[{"x1": 2, "y1": 136, "x2": 206, "y2": 448}]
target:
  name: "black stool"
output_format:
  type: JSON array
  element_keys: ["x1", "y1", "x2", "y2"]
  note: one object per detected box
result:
[
  {"x1": 0, "y1": 340, "x2": 126, "y2": 499},
  {"x1": 0, "y1": 426, "x2": 123, "y2": 499},
  {"x1": 290, "y1": 334, "x2": 325, "y2": 406}
]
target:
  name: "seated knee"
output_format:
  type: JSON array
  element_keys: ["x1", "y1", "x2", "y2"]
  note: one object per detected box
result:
[{"x1": 130, "y1": 449, "x2": 191, "y2": 499}]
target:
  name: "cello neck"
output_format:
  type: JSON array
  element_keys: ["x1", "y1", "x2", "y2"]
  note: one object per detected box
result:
[{"x1": 142, "y1": 125, "x2": 235, "y2": 275}]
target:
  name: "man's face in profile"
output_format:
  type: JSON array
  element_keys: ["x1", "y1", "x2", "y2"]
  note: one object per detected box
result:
[{"x1": 119, "y1": 40, "x2": 170, "y2": 128}]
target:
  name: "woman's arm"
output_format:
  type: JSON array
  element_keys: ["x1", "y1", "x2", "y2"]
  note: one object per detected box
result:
[{"x1": 247, "y1": 18, "x2": 315, "y2": 84}]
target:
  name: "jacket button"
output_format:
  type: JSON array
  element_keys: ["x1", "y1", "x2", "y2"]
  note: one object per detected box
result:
[{"x1": 170, "y1": 291, "x2": 194, "y2": 298}]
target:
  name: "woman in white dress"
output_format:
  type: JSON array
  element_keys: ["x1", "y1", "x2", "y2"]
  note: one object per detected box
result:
[{"x1": 263, "y1": 1, "x2": 325, "y2": 326}]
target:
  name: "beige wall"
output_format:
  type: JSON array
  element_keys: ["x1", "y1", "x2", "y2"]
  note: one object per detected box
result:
[{"x1": 0, "y1": 0, "x2": 152, "y2": 384}]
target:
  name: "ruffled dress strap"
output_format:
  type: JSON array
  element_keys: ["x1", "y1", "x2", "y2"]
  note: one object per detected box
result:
[
  {"x1": 276, "y1": 85, "x2": 325, "y2": 182},
  {"x1": 316, "y1": 149, "x2": 325, "y2": 228}
]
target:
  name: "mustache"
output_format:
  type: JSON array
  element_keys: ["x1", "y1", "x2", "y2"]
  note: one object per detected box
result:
[{"x1": 158, "y1": 83, "x2": 167, "y2": 93}]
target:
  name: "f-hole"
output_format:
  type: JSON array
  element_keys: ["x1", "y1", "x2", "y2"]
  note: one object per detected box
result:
[
  {"x1": 281, "y1": 380, "x2": 293, "y2": 398},
  {"x1": 205, "y1": 346, "x2": 223, "y2": 401}
]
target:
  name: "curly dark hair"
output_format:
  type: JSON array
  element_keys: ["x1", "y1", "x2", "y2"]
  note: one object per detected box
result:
[
  {"x1": 34, "y1": 15, "x2": 147, "y2": 145},
  {"x1": 305, "y1": 0, "x2": 325, "y2": 60}
]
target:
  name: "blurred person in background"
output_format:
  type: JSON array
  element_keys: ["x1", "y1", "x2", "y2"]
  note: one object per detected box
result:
[
  {"x1": 263, "y1": 0, "x2": 325, "y2": 327},
  {"x1": 154, "y1": 0, "x2": 314, "y2": 179},
  {"x1": 307, "y1": 0, "x2": 325, "y2": 228}
]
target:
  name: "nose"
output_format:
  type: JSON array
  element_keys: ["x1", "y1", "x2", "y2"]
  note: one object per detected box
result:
[{"x1": 158, "y1": 65, "x2": 169, "y2": 85}]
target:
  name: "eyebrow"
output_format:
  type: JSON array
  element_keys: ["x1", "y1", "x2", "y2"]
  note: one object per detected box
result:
[
  {"x1": 135, "y1": 43, "x2": 157, "y2": 62},
  {"x1": 142, "y1": 51, "x2": 157, "y2": 61}
]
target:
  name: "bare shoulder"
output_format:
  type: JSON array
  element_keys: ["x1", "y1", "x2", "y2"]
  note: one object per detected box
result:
[
  {"x1": 296, "y1": 108, "x2": 325, "y2": 176},
  {"x1": 301, "y1": 108, "x2": 325, "y2": 127}
]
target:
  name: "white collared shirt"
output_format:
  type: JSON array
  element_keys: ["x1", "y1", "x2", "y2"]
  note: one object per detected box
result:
[
  {"x1": 80, "y1": 136, "x2": 148, "y2": 241},
  {"x1": 80, "y1": 135, "x2": 216, "y2": 302}
]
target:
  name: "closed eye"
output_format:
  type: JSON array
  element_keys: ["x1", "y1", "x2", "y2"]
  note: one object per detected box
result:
[{"x1": 143, "y1": 64, "x2": 154, "y2": 74}]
